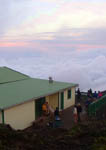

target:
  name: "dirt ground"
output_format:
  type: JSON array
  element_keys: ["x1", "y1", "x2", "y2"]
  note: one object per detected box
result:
[
  {"x1": 32, "y1": 96, "x2": 88, "y2": 129},
  {"x1": 61, "y1": 104, "x2": 87, "y2": 129},
  {"x1": 0, "y1": 96, "x2": 106, "y2": 150},
  {"x1": 59, "y1": 94, "x2": 87, "y2": 129},
  {"x1": 61, "y1": 106, "x2": 75, "y2": 128}
]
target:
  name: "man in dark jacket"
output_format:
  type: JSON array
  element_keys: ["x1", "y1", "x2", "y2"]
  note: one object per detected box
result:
[
  {"x1": 77, "y1": 103, "x2": 82, "y2": 122},
  {"x1": 54, "y1": 107, "x2": 60, "y2": 120},
  {"x1": 77, "y1": 88, "x2": 81, "y2": 101}
]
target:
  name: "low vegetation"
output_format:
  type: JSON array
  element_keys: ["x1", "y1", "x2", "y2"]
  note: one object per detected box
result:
[
  {"x1": 0, "y1": 93, "x2": 105, "y2": 150},
  {"x1": 0, "y1": 120, "x2": 106, "y2": 150}
]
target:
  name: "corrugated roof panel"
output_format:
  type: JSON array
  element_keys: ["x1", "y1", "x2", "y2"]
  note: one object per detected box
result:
[
  {"x1": 0, "y1": 78, "x2": 77, "y2": 109},
  {"x1": 0, "y1": 67, "x2": 29, "y2": 84}
]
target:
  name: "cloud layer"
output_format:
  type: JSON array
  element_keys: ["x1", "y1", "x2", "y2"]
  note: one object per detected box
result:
[
  {"x1": 0, "y1": 0, "x2": 106, "y2": 92},
  {"x1": 0, "y1": 48, "x2": 106, "y2": 92}
]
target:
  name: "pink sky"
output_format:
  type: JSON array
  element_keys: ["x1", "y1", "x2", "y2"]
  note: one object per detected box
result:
[{"x1": 0, "y1": 0, "x2": 106, "y2": 91}]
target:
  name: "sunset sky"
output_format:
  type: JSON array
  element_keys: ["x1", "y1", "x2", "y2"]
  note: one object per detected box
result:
[{"x1": 0, "y1": 0, "x2": 106, "y2": 91}]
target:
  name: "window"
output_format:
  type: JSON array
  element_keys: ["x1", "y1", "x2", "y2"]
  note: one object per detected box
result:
[{"x1": 67, "y1": 89, "x2": 71, "y2": 99}]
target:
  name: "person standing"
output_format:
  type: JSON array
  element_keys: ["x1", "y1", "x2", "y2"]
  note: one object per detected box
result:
[
  {"x1": 77, "y1": 103, "x2": 82, "y2": 122},
  {"x1": 98, "y1": 91, "x2": 103, "y2": 99},
  {"x1": 73, "y1": 105, "x2": 78, "y2": 124},
  {"x1": 77, "y1": 88, "x2": 81, "y2": 101},
  {"x1": 93, "y1": 91, "x2": 98, "y2": 101},
  {"x1": 42, "y1": 102, "x2": 49, "y2": 116},
  {"x1": 54, "y1": 107, "x2": 60, "y2": 120},
  {"x1": 89, "y1": 88, "x2": 93, "y2": 97}
]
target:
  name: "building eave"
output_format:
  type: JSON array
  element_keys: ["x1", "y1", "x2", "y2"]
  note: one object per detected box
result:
[{"x1": 3, "y1": 84, "x2": 78, "y2": 110}]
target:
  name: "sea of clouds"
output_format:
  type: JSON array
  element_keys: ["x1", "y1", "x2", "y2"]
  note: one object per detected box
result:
[
  {"x1": 0, "y1": 0, "x2": 106, "y2": 92},
  {"x1": 0, "y1": 48, "x2": 106, "y2": 92}
]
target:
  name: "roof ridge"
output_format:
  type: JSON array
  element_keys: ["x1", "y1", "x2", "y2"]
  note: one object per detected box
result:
[{"x1": 0, "y1": 78, "x2": 30, "y2": 85}]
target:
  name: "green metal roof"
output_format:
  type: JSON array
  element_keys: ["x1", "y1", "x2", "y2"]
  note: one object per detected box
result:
[
  {"x1": 0, "y1": 78, "x2": 77, "y2": 109},
  {"x1": 0, "y1": 67, "x2": 29, "y2": 84}
]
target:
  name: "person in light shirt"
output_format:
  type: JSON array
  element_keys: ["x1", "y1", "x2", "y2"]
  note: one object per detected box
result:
[{"x1": 73, "y1": 105, "x2": 78, "y2": 124}]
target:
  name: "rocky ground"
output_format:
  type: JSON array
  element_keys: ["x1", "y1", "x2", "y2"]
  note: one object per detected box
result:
[
  {"x1": 0, "y1": 94, "x2": 106, "y2": 150},
  {"x1": 0, "y1": 119, "x2": 106, "y2": 150}
]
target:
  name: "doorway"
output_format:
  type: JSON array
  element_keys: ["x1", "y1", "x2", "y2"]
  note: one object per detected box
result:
[
  {"x1": 60, "y1": 92, "x2": 64, "y2": 110},
  {"x1": 35, "y1": 97, "x2": 45, "y2": 119}
]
